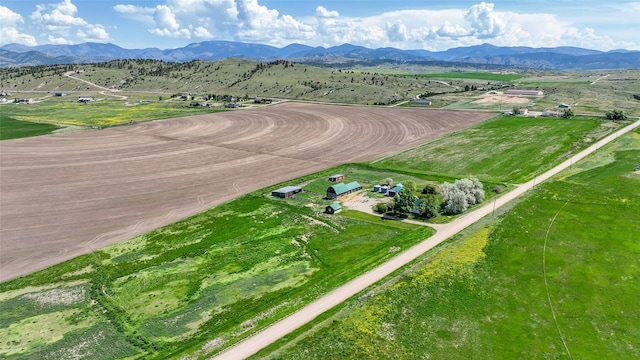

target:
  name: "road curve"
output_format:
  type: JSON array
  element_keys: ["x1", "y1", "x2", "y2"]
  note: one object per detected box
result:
[{"x1": 212, "y1": 118, "x2": 640, "y2": 360}]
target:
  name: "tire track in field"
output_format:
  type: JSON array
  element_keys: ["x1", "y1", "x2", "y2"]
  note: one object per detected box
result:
[{"x1": 542, "y1": 199, "x2": 574, "y2": 360}]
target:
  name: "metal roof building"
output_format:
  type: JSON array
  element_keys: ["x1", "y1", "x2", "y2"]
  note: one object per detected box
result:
[
  {"x1": 326, "y1": 181, "x2": 362, "y2": 199},
  {"x1": 271, "y1": 186, "x2": 302, "y2": 198}
]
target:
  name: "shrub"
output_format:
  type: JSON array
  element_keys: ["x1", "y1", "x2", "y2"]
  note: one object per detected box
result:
[
  {"x1": 422, "y1": 184, "x2": 437, "y2": 195},
  {"x1": 373, "y1": 202, "x2": 388, "y2": 214}
]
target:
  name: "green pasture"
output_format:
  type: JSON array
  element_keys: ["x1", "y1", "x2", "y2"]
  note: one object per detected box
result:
[
  {"x1": 0, "y1": 114, "x2": 60, "y2": 140},
  {"x1": 0, "y1": 166, "x2": 433, "y2": 359},
  {"x1": 410, "y1": 72, "x2": 523, "y2": 82},
  {"x1": 0, "y1": 99, "x2": 220, "y2": 127},
  {"x1": 372, "y1": 115, "x2": 620, "y2": 184},
  {"x1": 258, "y1": 127, "x2": 640, "y2": 360}
]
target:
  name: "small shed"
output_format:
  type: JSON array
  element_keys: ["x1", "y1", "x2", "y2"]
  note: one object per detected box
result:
[
  {"x1": 328, "y1": 174, "x2": 345, "y2": 182},
  {"x1": 325, "y1": 203, "x2": 342, "y2": 214},
  {"x1": 373, "y1": 184, "x2": 381, "y2": 192},
  {"x1": 271, "y1": 186, "x2": 302, "y2": 198},
  {"x1": 326, "y1": 181, "x2": 362, "y2": 199},
  {"x1": 380, "y1": 185, "x2": 389, "y2": 194}
]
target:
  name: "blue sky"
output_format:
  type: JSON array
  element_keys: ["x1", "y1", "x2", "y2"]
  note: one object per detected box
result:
[{"x1": 1, "y1": 0, "x2": 638, "y2": 51}]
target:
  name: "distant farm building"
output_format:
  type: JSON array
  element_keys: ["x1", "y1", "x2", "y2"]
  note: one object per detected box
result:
[
  {"x1": 225, "y1": 103, "x2": 241, "y2": 109},
  {"x1": 326, "y1": 181, "x2": 362, "y2": 199},
  {"x1": 558, "y1": 103, "x2": 571, "y2": 109},
  {"x1": 328, "y1": 174, "x2": 345, "y2": 182},
  {"x1": 271, "y1": 186, "x2": 302, "y2": 198},
  {"x1": 518, "y1": 108, "x2": 528, "y2": 115},
  {"x1": 54, "y1": 92, "x2": 67, "y2": 96},
  {"x1": 78, "y1": 97, "x2": 94, "y2": 103},
  {"x1": 16, "y1": 98, "x2": 34, "y2": 104},
  {"x1": 505, "y1": 89, "x2": 543, "y2": 96},
  {"x1": 325, "y1": 202, "x2": 342, "y2": 214},
  {"x1": 414, "y1": 99, "x2": 432, "y2": 106},
  {"x1": 387, "y1": 183, "x2": 404, "y2": 197},
  {"x1": 373, "y1": 184, "x2": 381, "y2": 192}
]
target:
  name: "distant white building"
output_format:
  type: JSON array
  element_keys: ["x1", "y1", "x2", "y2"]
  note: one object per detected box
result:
[{"x1": 505, "y1": 89, "x2": 543, "y2": 96}]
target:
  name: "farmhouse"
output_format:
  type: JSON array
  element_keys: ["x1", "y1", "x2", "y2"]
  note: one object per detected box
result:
[
  {"x1": 325, "y1": 202, "x2": 342, "y2": 214},
  {"x1": 387, "y1": 183, "x2": 404, "y2": 197},
  {"x1": 326, "y1": 181, "x2": 362, "y2": 199},
  {"x1": 505, "y1": 89, "x2": 543, "y2": 96},
  {"x1": 328, "y1": 174, "x2": 345, "y2": 182},
  {"x1": 271, "y1": 186, "x2": 302, "y2": 198}
]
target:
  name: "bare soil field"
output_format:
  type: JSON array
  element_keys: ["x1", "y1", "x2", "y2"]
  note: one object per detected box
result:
[{"x1": 0, "y1": 102, "x2": 493, "y2": 281}]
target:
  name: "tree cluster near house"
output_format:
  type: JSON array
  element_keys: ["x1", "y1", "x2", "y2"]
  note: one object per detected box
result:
[
  {"x1": 382, "y1": 177, "x2": 484, "y2": 219},
  {"x1": 606, "y1": 109, "x2": 628, "y2": 121},
  {"x1": 440, "y1": 178, "x2": 485, "y2": 215}
]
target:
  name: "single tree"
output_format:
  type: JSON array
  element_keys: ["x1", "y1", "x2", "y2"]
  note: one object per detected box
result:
[
  {"x1": 417, "y1": 194, "x2": 439, "y2": 218},
  {"x1": 404, "y1": 180, "x2": 417, "y2": 192},
  {"x1": 392, "y1": 189, "x2": 418, "y2": 215}
]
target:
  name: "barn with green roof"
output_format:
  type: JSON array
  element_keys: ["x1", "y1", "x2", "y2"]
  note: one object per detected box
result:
[{"x1": 326, "y1": 181, "x2": 362, "y2": 199}]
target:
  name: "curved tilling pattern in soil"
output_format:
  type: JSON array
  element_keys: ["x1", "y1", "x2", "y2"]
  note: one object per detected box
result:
[{"x1": 0, "y1": 103, "x2": 493, "y2": 280}]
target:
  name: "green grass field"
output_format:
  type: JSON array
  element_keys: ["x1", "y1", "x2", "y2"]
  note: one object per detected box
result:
[
  {"x1": 372, "y1": 115, "x2": 620, "y2": 184},
  {"x1": 256, "y1": 127, "x2": 640, "y2": 360},
  {"x1": 0, "y1": 114, "x2": 60, "y2": 140},
  {"x1": 0, "y1": 166, "x2": 433, "y2": 359},
  {"x1": 0, "y1": 99, "x2": 220, "y2": 127},
  {"x1": 410, "y1": 72, "x2": 523, "y2": 82}
]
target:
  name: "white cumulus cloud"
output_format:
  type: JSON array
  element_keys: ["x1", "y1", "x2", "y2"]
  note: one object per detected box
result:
[
  {"x1": 113, "y1": 1, "x2": 637, "y2": 51},
  {"x1": 29, "y1": 0, "x2": 111, "y2": 43},
  {"x1": 0, "y1": 6, "x2": 38, "y2": 45},
  {"x1": 464, "y1": 2, "x2": 505, "y2": 38}
]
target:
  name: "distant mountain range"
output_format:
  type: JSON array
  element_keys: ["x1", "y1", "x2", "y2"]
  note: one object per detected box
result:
[{"x1": 1, "y1": 41, "x2": 639, "y2": 70}]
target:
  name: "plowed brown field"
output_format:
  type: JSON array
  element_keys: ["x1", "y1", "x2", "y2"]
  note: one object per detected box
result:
[{"x1": 0, "y1": 102, "x2": 493, "y2": 281}]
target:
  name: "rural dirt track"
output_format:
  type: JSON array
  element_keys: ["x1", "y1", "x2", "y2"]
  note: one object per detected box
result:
[{"x1": 0, "y1": 102, "x2": 493, "y2": 281}]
